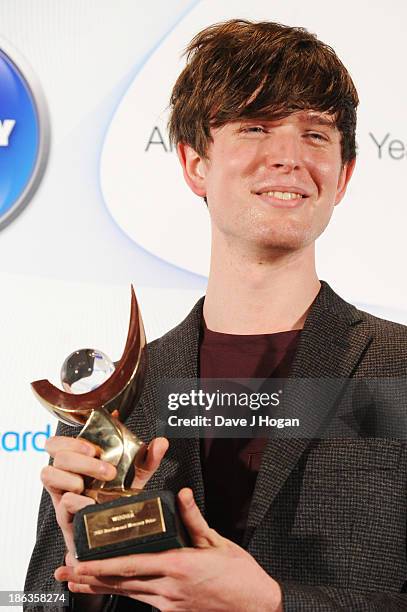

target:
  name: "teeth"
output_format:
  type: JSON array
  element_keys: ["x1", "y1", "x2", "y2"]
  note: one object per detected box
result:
[{"x1": 263, "y1": 191, "x2": 304, "y2": 200}]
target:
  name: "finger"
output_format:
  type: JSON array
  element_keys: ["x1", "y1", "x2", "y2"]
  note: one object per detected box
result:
[
  {"x1": 132, "y1": 437, "x2": 169, "y2": 489},
  {"x1": 67, "y1": 581, "x2": 168, "y2": 608},
  {"x1": 65, "y1": 551, "x2": 77, "y2": 567},
  {"x1": 56, "y1": 492, "x2": 95, "y2": 529},
  {"x1": 45, "y1": 436, "x2": 97, "y2": 459},
  {"x1": 53, "y1": 493, "x2": 96, "y2": 554},
  {"x1": 75, "y1": 551, "x2": 174, "y2": 578},
  {"x1": 56, "y1": 567, "x2": 114, "y2": 588},
  {"x1": 68, "y1": 581, "x2": 171, "y2": 611},
  {"x1": 41, "y1": 465, "x2": 84, "y2": 496},
  {"x1": 56, "y1": 566, "x2": 169, "y2": 595},
  {"x1": 67, "y1": 581, "x2": 171, "y2": 610},
  {"x1": 67, "y1": 582, "x2": 122, "y2": 596},
  {"x1": 53, "y1": 451, "x2": 116, "y2": 482},
  {"x1": 177, "y1": 488, "x2": 222, "y2": 548}
]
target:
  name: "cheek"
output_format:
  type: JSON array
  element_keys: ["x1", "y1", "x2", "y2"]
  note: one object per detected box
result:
[
  {"x1": 210, "y1": 144, "x2": 258, "y2": 186},
  {"x1": 310, "y1": 156, "x2": 342, "y2": 195}
]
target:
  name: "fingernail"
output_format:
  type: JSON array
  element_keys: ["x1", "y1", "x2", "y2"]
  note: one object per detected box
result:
[{"x1": 180, "y1": 488, "x2": 193, "y2": 504}]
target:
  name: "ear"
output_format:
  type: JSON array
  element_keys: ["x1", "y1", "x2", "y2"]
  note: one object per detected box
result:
[
  {"x1": 334, "y1": 157, "x2": 356, "y2": 206},
  {"x1": 177, "y1": 142, "x2": 207, "y2": 197}
]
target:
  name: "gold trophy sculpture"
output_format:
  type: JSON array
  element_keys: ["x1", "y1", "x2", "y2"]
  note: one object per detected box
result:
[{"x1": 31, "y1": 287, "x2": 187, "y2": 561}]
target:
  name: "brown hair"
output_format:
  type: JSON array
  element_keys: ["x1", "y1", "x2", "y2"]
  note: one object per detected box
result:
[{"x1": 168, "y1": 19, "x2": 359, "y2": 163}]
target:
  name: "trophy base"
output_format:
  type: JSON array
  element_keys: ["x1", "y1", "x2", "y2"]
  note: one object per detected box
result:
[{"x1": 73, "y1": 490, "x2": 189, "y2": 561}]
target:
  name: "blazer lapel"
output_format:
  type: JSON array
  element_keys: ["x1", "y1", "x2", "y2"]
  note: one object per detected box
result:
[
  {"x1": 244, "y1": 282, "x2": 372, "y2": 547},
  {"x1": 135, "y1": 297, "x2": 206, "y2": 514}
]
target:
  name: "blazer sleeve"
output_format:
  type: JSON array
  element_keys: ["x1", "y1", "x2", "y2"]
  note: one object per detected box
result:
[
  {"x1": 281, "y1": 582, "x2": 407, "y2": 611},
  {"x1": 24, "y1": 422, "x2": 74, "y2": 609},
  {"x1": 24, "y1": 421, "x2": 83, "y2": 612},
  {"x1": 24, "y1": 421, "x2": 149, "y2": 612}
]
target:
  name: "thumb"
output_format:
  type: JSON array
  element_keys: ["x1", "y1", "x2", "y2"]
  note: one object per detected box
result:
[
  {"x1": 131, "y1": 437, "x2": 169, "y2": 490},
  {"x1": 177, "y1": 488, "x2": 222, "y2": 548}
]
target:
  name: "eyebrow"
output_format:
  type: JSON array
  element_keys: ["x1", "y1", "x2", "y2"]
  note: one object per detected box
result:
[
  {"x1": 300, "y1": 114, "x2": 336, "y2": 129},
  {"x1": 240, "y1": 113, "x2": 337, "y2": 129}
]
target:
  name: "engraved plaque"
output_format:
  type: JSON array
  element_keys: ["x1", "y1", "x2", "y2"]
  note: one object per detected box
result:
[{"x1": 84, "y1": 498, "x2": 166, "y2": 549}]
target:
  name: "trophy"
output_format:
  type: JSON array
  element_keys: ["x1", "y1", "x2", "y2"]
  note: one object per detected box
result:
[{"x1": 31, "y1": 287, "x2": 188, "y2": 561}]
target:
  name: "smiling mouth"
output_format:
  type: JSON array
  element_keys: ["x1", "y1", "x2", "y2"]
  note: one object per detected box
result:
[
  {"x1": 258, "y1": 190, "x2": 306, "y2": 200},
  {"x1": 255, "y1": 190, "x2": 309, "y2": 207}
]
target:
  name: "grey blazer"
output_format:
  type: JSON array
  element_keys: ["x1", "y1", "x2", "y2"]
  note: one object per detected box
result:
[{"x1": 25, "y1": 282, "x2": 407, "y2": 611}]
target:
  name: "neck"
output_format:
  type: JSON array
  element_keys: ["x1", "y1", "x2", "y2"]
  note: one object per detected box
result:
[{"x1": 203, "y1": 237, "x2": 320, "y2": 334}]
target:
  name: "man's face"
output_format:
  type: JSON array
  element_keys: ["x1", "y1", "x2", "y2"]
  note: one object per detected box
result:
[{"x1": 180, "y1": 110, "x2": 355, "y2": 254}]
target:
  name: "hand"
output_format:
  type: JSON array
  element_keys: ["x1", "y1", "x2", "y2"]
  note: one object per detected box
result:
[
  {"x1": 42, "y1": 435, "x2": 169, "y2": 561},
  {"x1": 55, "y1": 488, "x2": 283, "y2": 612}
]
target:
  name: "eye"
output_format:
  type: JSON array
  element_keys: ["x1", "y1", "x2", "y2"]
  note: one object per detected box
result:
[
  {"x1": 241, "y1": 126, "x2": 267, "y2": 134},
  {"x1": 305, "y1": 132, "x2": 328, "y2": 142}
]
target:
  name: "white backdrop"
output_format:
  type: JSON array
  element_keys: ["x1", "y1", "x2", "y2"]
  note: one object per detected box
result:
[{"x1": 0, "y1": 0, "x2": 406, "y2": 599}]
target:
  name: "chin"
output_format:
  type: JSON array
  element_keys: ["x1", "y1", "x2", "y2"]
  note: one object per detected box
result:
[{"x1": 252, "y1": 227, "x2": 315, "y2": 252}]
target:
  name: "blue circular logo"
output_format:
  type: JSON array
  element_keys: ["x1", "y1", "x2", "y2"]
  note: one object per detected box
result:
[{"x1": 0, "y1": 43, "x2": 49, "y2": 229}]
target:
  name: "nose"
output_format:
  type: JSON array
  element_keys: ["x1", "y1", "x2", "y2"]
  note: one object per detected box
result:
[{"x1": 262, "y1": 130, "x2": 302, "y2": 172}]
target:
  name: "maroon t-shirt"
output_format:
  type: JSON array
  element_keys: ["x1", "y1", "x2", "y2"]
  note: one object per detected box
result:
[{"x1": 199, "y1": 323, "x2": 301, "y2": 545}]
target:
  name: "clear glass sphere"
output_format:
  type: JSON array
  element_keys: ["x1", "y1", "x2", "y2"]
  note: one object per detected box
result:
[{"x1": 61, "y1": 348, "x2": 115, "y2": 394}]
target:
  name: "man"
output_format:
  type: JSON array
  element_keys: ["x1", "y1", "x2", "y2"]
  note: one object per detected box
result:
[{"x1": 25, "y1": 19, "x2": 407, "y2": 611}]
